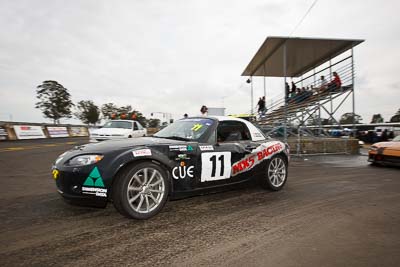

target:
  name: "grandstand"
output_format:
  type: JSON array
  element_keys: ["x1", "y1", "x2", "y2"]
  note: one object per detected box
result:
[{"x1": 242, "y1": 37, "x2": 364, "y2": 146}]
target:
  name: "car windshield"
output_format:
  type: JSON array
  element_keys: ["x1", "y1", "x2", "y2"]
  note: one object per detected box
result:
[
  {"x1": 393, "y1": 135, "x2": 400, "y2": 142},
  {"x1": 102, "y1": 121, "x2": 132, "y2": 129},
  {"x1": 154, "y1": 118, "x2": 215, "y2": 141}
]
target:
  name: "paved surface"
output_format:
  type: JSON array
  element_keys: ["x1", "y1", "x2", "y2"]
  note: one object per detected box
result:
[{"x1": 0, "y1": 138, "x2": 399, "y2": 267}]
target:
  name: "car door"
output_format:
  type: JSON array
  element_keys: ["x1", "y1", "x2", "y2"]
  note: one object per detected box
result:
[
  {"x1": 132, "y1": 122, "x2": 141, "y2": 137},
  {"x1": 196, "y1": 120, "x2": 258, "y2": 189},
  {"x1": 136, "y1": 121, "x2": 146, "y2": 136}
]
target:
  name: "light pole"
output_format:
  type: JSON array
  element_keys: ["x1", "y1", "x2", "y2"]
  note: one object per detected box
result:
[{"x1": 247, "y1": 78, "x2": 253, "y2": 115}]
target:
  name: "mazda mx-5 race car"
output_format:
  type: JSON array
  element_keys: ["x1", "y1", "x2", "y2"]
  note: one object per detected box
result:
[
  {"x1": 368, "y1": 135, "x2": 400, "y2": 166},
  {"x1": 52, "y1": 116, "x2": 290, "y2": 219}
]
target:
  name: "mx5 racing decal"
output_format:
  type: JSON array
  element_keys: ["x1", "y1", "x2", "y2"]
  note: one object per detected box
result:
[{"x1": 232, "y1": 141, "x2": 284, "y2": 176}]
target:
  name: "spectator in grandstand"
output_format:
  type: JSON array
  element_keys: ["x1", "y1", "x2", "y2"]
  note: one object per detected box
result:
[
  {"x1": 319, "y1": 75, "x2": 328, "y2": 91},
  {"x1": 303, "y1": 86, "x2": 313, "y2": 100},
  {"x1": 291, "y1": 81, "x2": 297, "y2": 92},
  {"x1": 200, "y1": 105, "x2": 208, "y2": 116},
  {"x1": 262, "y1": 96, "x2": 267, "y2": 113},
  {"x1": 257, "y1": 96, "x2": 266, "y2": 115},
  {"x1": 262, "y1": 96, "x2": 267, "y2": 114},
  {"x1": 327, "y1": 72, "x2": 342, "y2": 91},
  {"x1": 298, "y1": 87, "x2": 310, "y2": 103},
  {"x1": 310, "y1": 85, "x2": 316, "y2": 92},
  {"x1": 308, "y1": 85, "x2": 316, "y2": 96},
  {"x1": 256, "y1": 97, "x2": 263, "y2": 111},
  {"x1": 293, "y1": 88, "x2": 302, "y2": 103},
  {"x1": 287, "y1": 88, "x2": 296, "y2": 103}
]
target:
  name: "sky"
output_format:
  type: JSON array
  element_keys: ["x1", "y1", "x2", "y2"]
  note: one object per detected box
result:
[{"x1": 0, "y1": 0, "x2": 399, "y2": 124}]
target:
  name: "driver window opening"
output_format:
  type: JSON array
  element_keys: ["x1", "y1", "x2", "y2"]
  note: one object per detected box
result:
[{"x1": 217, "y1": 121, "x2": 251, "y2": 142}]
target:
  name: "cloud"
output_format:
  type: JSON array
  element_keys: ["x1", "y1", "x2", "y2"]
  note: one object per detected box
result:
[{"x1": 0, "y1": 0, "x2": 399, "y2": 124}]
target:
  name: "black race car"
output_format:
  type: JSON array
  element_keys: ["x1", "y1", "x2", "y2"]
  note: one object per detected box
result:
[{"x1": 52, "y1": 116, "x2": 290, "y2": 219}]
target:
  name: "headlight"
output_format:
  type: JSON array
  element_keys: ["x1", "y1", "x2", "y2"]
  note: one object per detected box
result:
[
  {"x1": 68, "y1": 155, "x2": 104, "y2": 166},
  {"x1": 55, "y1": 151, "x2": 68, "y2": 165},
  {"x1": 369, "y1": 146, "x2": 378, "y2": 151}
]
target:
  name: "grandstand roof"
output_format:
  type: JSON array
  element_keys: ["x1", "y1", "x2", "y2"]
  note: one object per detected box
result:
[{"x1": 242, "y1": 36, "x2": 364, "y2": 78}]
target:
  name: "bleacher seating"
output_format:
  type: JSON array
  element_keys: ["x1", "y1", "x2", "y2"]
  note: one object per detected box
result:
[{"x1": 258, "y1": 58, "x2": 354, "y2": 126}]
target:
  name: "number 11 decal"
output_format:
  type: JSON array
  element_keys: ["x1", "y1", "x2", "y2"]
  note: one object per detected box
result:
[{"x1": 201, "y1": 152, "x2": 231, "y2": 182}]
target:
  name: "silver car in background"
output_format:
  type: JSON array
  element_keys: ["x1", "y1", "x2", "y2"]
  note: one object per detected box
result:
[{"x1": 90, "y1": 120, "x2": 146, "y2": 142}]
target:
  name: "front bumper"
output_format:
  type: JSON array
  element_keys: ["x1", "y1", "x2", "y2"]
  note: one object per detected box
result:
[
  {"x1": 368, "y1": 151, "x2": 400, "y2": 166},
  {"x1": 53, "y1": 165, "x2": 109, "y2": 206}
]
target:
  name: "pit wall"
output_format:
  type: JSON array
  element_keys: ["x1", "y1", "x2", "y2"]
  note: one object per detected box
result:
[
  {"x1": 287, "y1": 137, "x2": 359, "y2": 155},
  {"x1": 1, "y1": 122, "x2": 359, "y2": 155}
]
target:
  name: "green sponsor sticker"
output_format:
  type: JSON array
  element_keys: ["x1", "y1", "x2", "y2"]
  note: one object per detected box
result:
[{"x1": 83, "y1": 166, "x2": 105, "y2": 187}]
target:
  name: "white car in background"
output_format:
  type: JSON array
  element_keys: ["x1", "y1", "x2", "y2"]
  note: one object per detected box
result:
[{"x1": 90, "y1": 120, "x2": 147, "y2": 142}]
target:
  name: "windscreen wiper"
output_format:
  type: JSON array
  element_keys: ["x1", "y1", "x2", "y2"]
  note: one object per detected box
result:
[{"x1": 163, "y1": 136, "x2": 190, "y2": 141}]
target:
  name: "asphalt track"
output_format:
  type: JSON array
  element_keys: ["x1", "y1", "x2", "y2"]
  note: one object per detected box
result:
[{"x1": 0, "y1": 138, "x2": 399, "y2": 267}]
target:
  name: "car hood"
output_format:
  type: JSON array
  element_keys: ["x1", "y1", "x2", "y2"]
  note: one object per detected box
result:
[
  {"x1": 92, "y1": 128, "x2": 131, "y2": 135},
  {"x1": 372, "y1": 141, "x2": 400, "y2": 149},
  {"x1": 71, "y1": 137, "x2": 184, "y2": 153}
]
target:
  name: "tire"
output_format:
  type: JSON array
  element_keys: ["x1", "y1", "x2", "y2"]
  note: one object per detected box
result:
[
  {"x1": 369, "y1": 161, "x2": 381, "y2": 167},
  {"x1": 112, "y1": 162, "x2": 169, "y2": 219},
  {"x1": 259, "y1": 154, "x2": 288, "y2": 191}
]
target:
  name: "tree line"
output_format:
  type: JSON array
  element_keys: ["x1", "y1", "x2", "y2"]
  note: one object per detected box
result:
[
  {"x1": 35, "y1": 80, "x2": 161, "y2": 127},
  {"x1": 35, "y1": 80, "x2": 400, "y2": 127},
  {"x1": 307, "y1": 110, "x2": 400, "y2": 126}
]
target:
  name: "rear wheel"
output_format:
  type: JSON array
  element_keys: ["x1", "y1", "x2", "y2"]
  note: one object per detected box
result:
[
  {"x1": 112, "y1": 162, "x2": 169, "y2": 219},
  {"x1": 259, "y1": 154, "x2": 288, "y2": 191}
]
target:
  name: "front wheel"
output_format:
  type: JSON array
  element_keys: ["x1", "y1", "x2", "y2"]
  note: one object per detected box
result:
[
  {"x1": 259, "y1": 154, "x2": 288, "y2": 191},
  {"x1": 112, "y1": 162, "x2": 169, "y2": 219}
]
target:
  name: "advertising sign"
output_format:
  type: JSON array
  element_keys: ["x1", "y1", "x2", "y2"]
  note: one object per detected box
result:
[
  {"x1": 47, "y1": 126, "x2": 69, "y2": 138},
  {"x1": 70, "y1": 126, "x2": 89, "y2": 137},
  {"x1": 13, "y1": 125, "x2": 46, "y2": 139},
  {"x1": 0, "y1": 126, "x2": 8, "y2": 140}
]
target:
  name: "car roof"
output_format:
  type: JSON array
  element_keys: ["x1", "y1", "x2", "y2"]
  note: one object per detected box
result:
[
  {"x1": 107, "y1": 120, "x2": 135, "y2": 122},
  {"x1": 187, "y1": 116, "x2": 249, "y2": 122},
  {"x1": 187, "y1": 116, "x2": 266, "y2": 141},
  {"x1": 210, "y1": 116, "x2": 250, "y2": 122}
]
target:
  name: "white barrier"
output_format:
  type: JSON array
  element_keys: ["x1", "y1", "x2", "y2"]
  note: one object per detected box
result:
[
  {"x1": 70, "y1": 126, "x2": 89, "y2": 137},
  {"x1": 0, "y1": 126, "x2": 8, "y2": 140},
  {"x1": 13, "y1": 125, "x2": 46, "y2": 139},
  {"x1": 47, "y1": 126, "x2": 69, "y2": 138}
]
